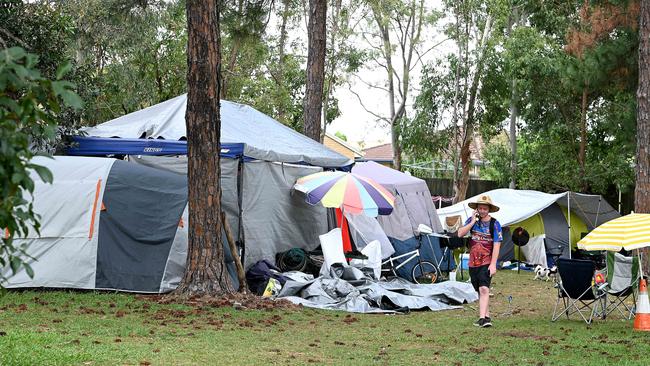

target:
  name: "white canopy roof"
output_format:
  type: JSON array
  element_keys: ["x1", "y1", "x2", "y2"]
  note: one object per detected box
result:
[
  {"x1": 82, "y1": 94, "x2": 352, "y2": 167},
  {"x1": 437, "y1": 188, "x2": 619, "y2": 229}
]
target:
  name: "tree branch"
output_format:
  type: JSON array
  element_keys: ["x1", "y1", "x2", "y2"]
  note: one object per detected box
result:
[{"x1": 347, "y1": 81, "x2": 389, "y2": 122}]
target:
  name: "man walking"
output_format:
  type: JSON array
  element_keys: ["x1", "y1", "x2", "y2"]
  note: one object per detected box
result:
[{"x1": 457, "y1": 195, "x2": 502, "y2": 328}]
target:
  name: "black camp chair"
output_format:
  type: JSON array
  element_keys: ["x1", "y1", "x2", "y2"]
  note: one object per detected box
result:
[{"x1": 552, "y1": 258, "x2": 606, "y2": 324}]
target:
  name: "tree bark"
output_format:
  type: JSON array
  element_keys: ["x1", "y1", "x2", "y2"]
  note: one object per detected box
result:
[
  {"x1": 374, "y1": 9, "x2": 399, "y2": 169},
  {"x1": 636, "y1": 0, "x2": 650, "y2": 274},
  {"x1": 221, "y1": 211, "x2": 247, "y2": 293},
  {"x1": 451, "y1": 5, "x2": 463, "y2": 197},
  {"x1": 320, "y1": 0, "x2": 343, "y2": 143},
  {"x1": 303, "y1": 0, "x2": 327, "y2": 141},
  {"x1": 509, "y1": 78, "x2": 518, "y2": 189},
  {"x1": 175, "y1": 0, "x2": 234, "y2": 296},
  {"x1": 275, "y1": 0, "x2": 291, "y2": 123},
  {"x1": 507, "y1": 6, "x2": 520, "y2": 190},
  {"x1": 220, "y1": 36, "x2": 241, "y2": 100},
  {"x1": 454, "y1": 15, "x2": 492, "y2": 202},
  {"x1": 579, "y1": 85, "x2": 588, "y2": 191}
]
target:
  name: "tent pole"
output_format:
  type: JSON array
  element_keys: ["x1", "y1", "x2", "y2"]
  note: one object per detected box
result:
[
  {"x1": 595, "y1": 197, "x2": 601, "y2": 227},
  {"x1": 618, "y1": 185, "x2": 622, "y2": 214},
  {"x1": 566, "y1": 191, "x2": 572, "y2": 259},
  {"x1": 236, "y1": 157, "x2": 245, "y2": 260}
]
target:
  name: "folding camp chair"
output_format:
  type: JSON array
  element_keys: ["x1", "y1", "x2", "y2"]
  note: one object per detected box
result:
[
  {"x1": 552, "y1": 258, "x2": 606, "y2": 324},
  {"x1": 603, "y1": 252, "x2": 639, "y2": 320}
]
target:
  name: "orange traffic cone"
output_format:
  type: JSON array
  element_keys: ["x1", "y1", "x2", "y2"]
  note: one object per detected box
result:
[{"x1": 633, "y1": 279, "x2": 650, "y2": 331}]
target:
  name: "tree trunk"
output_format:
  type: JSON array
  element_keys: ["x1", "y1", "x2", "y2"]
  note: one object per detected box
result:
[
  {"x1": 220, "y1": 37, "x2": 241, "y2": 100},
  {"x1": 303, "y1": 0, "x2": 327, "y2": 141},
  {"x1": 507, "y1": 6, "x2": 519, "y2": 190},
  {"x1": 370, "y1": 5, "x2": 398, "y2": 169},
  {"x1": 509, "y1": 78, "x2": 518, "y2": 189},
  {"x1": 579, "y1": 85, "x2": 588, "y2": 191},
  {"x1": 276, "y1": 0, "x2": 291, "y2": 123},
  {"x1": 450, "y1": 6, "x2": 463, "y2": 198},
  {"x1": 454, "y1": 15, "x2": 492, "y2": 202},
  {"x1": 454, "y1": 5, "x2": 471, "y2": 200},
  {"x1": 175, "y1": 0, "x2": 234, "y2": 296},
  {"x1": 636, "y1": 0, "x2": 650, "y2": 275},
  {"x1": 320, "y1": 0, "x2": 343, "y2": 143}
]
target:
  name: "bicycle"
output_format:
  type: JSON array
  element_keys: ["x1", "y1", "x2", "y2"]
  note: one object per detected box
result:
[{"x1": 381, "y1": 224, "x2": 442, "y2": 284}]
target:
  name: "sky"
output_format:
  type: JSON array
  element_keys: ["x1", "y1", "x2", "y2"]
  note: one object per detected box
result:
[{"x1": 323, "y1": 4, "x2": 452, "y2": 151}]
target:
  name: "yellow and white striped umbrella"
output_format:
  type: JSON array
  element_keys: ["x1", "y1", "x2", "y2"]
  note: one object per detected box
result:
[{"x1": 577, "y1": 213, "x2": 650, "y2": 251}]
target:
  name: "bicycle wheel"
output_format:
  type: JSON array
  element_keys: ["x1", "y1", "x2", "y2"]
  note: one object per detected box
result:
[{"x1": 411, "y1": 260, "x2": 441, "y2": 284}]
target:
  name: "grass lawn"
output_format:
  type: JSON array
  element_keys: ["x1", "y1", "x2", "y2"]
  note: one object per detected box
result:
[{"x1": 1, "y1": 270, "x2": 649, "y2": 366}]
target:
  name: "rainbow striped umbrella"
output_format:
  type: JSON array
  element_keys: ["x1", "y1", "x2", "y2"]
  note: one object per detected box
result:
[
  {"x1": 577, "y1": 213, "x2": 650, "y2": 252},
  {"x1": 294, "y1": 171, "x2": 395, "y2": 217}
]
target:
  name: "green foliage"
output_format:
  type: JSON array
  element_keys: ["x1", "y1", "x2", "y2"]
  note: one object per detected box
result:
[
  {"x1": 408, "y1": 0, "x2": 638, "y2": 195},
  {"x1": 334, "y1": 131, "x2": 347, "y2": 141},
  {"x1": 0, "y1": 47, "x2": 80, "y2": 285},
  {"x1": 1, "y1": 0, "x2": 361, "y2": 139}
]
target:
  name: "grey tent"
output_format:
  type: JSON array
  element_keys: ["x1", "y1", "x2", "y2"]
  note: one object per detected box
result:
[
  {"x1": 348, "y1": 162, "x2": 450, "y2": 276},
  {"x1": 351, "y1": 161, "x2": 443, "y2": 241},
  {"x1": 2, "y1": 156, "x2": 193, "y2": 293},
  {"x1": 69, "y1": 95, "x2": 352, "y2": 271}
]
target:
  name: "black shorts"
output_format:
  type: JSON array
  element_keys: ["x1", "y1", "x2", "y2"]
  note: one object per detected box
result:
[{"x1": 469, "y1": 265, "x2": 491, "y2": 292}]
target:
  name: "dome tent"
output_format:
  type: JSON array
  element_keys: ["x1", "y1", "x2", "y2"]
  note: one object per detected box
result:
[{"x1": 436, "y1": 189, "x2": 620, "y2": 266}]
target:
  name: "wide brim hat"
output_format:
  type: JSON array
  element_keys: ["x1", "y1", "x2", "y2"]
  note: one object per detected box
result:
[{"x1": 468, "y1": 194, "x2": 500, "y2": 212}]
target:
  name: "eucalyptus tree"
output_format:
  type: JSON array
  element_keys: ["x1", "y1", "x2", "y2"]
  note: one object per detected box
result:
[
  {"x1": 357, "y1": 0, "x2": 441, "y2": 170},
  {"x1": 636, "y1": 0, "x2": 650, "y2": 214}
]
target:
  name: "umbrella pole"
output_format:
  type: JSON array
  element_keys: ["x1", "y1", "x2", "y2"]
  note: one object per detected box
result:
[
  {"x1": 336, "y1": 207, "x2": 352, "y2": 254},
  {"x1": 639, "y1": 249, "x2": 645, "y2": 281}
]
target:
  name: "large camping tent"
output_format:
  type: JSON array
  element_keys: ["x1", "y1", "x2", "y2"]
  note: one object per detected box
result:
[
  {"x1": 436, "y1": 189, "x2": 620, "y2": 265},
  {"x1": 347, "y1": 162, "x2": 451, "y2": 277},
  {"x1": 68, "y1": 94, "x2": 352, "y2": 269},
  {"x1": 352, "y1": 161, "x2": 443, "y2": 238},
  {"x1": 2, "y1": 156, "x2": 195, "y2": 293}
]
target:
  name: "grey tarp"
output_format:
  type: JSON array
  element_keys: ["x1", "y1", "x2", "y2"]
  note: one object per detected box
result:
[
  {"x1": 344, "y1": 212, "x2": 395, "y2": 259},
  {"x1": 278, "y1": 266, "x2": 477, "y2": 313},
  {"x1": 241, "y1": 161, "x2": 327, "y2": 267}
]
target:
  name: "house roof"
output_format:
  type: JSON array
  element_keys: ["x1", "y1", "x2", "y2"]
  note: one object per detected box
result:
[
  {"x1": 324, "y1": 132, "x2": 363, "y2": 158},
  {"x1": 362, "y1": 143, "x2": 393, "y2": 161}
]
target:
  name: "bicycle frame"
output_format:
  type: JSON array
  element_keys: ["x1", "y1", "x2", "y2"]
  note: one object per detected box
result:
[{"x1": 381, "y1": 249, "x2": 421, "y2": 273}]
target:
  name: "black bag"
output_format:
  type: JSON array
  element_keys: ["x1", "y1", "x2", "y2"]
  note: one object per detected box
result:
[{"x1": 245, "y1": 260, "x2": 289, "y2": 295}]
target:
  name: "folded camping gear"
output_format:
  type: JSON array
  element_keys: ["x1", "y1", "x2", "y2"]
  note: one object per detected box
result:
[{"x1": 245, "y1": 260, "x2": 289, "y2": 296}]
